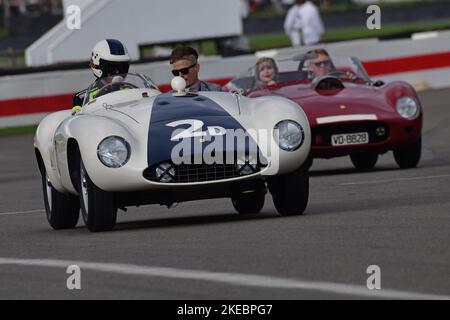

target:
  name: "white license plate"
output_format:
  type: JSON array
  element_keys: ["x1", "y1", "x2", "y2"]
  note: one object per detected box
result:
[{"x1": 331, "y1": 132, "x2": 369, "y2": 146}]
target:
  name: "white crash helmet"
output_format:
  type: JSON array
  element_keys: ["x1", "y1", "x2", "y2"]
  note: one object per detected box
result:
[{"x1": 90, "y1": 39, "x2": 131, "y2": 79}]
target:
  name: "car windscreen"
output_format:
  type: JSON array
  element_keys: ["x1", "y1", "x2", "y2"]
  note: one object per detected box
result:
[
  {"x1": 298, "y1": 55, "x2": 371, "y2": 82},
  {"x1": 226, "y1": 55, "x2": 370, "y2": 91},
  {"x1": 82, "y1": 73, "x2": 159, "y2": 106}
]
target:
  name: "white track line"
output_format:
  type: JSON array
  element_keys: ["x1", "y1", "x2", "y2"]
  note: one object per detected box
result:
[
  {"x1": 0, "y1": 258, "x2": 448, "y2": 300},
  {"x1": 339, "y1": 174, "x2": 450, "y2": 186},
  {"x1": 0, "y1": 209, "x2": 44, "y2": 217}
]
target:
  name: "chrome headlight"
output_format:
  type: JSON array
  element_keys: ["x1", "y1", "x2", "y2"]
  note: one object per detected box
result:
[
  {"x1": 97, "y1": 136, "x2": 130, "y2": 168},
  {"x1": 396, "y1": 97, "x2": 420, "y2": 120},
  {"x1": 274, "y1": 120, "x2": 304, "y2": 151}
]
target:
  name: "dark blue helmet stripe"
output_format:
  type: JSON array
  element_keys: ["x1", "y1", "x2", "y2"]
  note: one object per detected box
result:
[{"x1": 106, "y1": 39, "x2": 126, "y2": 55}]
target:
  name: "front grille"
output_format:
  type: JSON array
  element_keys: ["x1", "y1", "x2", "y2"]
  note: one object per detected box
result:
[
  {"x1": 143, "y1": 162, "x2": 266, "y2": 183},
  {"x1": 312, "y1": 121, "x2": 390, "y2": 146}
]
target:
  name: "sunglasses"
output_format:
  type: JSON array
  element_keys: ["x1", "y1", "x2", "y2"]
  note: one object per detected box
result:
[
  {"x1": 313, "y1": 60, "x2": 331, "y2": 68},
  {"x1": 171, "y1": 63, "x2": 197, "y2": 76}
]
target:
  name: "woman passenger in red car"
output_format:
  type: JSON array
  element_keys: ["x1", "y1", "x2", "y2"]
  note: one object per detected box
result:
[{"x1": 255, "y1": 57, "x2": 279, "y2": 87}]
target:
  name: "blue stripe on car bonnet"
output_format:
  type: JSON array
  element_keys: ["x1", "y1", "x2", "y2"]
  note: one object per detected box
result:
[
  {"x1": 106, "y1": 39, "x2": 126, "y2": 55},
  {"x1": 147, "y1": 93, "x2": 258, "y2": 167}
]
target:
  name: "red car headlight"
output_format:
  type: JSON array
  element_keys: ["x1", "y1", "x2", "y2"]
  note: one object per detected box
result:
[{"x1": 396, "y1": 97, "x2": 420, "y2": 120}]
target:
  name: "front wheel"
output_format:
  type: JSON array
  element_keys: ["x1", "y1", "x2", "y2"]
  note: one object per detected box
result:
[
  {"x1": 232, "y1": 189, "x2": 265, "y2": 215},
  {"x1": 350, "y1": 153, "x2": 378, "y2": 171},
  {"x1": 306, "y1": 156, "x2": 314, "y2": 170},
  {"x1": 269, "y1": 164, "x2": 309, "y2": 216},
  {"x1": 79, "y1": 161, "x2": 117, "y2": 232},
  {"x1": 42, "y1": 170, "x2": 79, "y2": 230},
  {"x1": 394, "y1": 136, "x2": 422, "y2": 169}
]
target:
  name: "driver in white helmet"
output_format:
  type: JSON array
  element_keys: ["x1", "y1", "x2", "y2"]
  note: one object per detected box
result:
[{"x1": 72, "y1": 39, "x2": 131, "y2": 112}]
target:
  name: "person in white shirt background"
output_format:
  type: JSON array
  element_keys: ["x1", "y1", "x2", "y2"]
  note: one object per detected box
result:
[
  {"x1": 284, "y1": 0, "x2": 325, "y2": 47},
  {"x1": 284, "y1": 0, "x2": 304, "y2": 46}
]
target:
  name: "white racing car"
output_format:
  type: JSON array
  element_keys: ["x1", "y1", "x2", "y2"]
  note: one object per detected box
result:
[{"x1": 34, "y1": 74, "x2": 311, "y2": 232}]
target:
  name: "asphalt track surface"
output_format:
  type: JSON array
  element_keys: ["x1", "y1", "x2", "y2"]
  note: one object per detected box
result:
[{"x1": 0, "y1": 89, "x2": 449, "y2": 300}]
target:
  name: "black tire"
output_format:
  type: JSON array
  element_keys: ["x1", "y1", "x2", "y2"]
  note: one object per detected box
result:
[
  {"x1": 306, "y1": 156, "x2": 314, "y2": 170},
  {"x1": 79, "y1": 161, "x2": 117, "y2": 232},
  {"x1": 269, "y1": 164, "x2": 309, "y2": 216},
  {"x1": 42, "y1": 170, "x2": 79, "y2": 230},
  {"x1": 232, "y1": 189, "x2": 265, "y2": 214},
  {"x1": 394, "y1": 136, "x2": 422, "y2": 169},
  {"x1": 350, "y1": 153, "x2": 378, "y2": 171}
]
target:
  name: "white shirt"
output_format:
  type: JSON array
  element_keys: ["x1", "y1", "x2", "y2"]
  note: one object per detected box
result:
[
  {"x1": 284, "y1": 4, "x2": 303, "y2": 35},
  {"x1": 284, "y1": 1, "x2": 325, "y2": 46},
  {"x1": 240, "y1": 0, "x2": 249, "y2": 19}
]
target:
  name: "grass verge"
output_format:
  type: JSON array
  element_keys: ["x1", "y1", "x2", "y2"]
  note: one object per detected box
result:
[
  {"x1": 249, "y1": 21, "x2": 450, "y2": 51},
  {"x1": 249, "y1": 0, "x2": 450, "y2": 18},
  {"x1": 0, "y1": 125, "x2": 37, "y2": 137},
  {"x1": 142, "y1": 21, "x2": 450, "y2": 57}
]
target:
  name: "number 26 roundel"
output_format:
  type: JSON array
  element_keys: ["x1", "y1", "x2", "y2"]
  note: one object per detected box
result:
[{"x1": 166, "y1": 119, "x2": 227, "y2": 141}]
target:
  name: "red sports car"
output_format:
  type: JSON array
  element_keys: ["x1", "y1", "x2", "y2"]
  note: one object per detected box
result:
[{"x1": 225, "y1": 53, "x2": 423, "y2": 170}]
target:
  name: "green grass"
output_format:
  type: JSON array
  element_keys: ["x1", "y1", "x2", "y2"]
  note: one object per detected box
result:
[
  {"x1": 141, "y1": 20, "x2": 450, "y2": 58},
  {"x1": 249, "y1": 21, "x2": 450, "y2": 51},
  {"x1": 0, "y1": 53, "x2": 25, "y2": 68},
  {"x1": 325, "y1": 21, "x2": 450, "y2": 41},
  {"x1": 0, "y1": 27, "x2": 7, "y2": 37},
  {"x1": 0, "y1": 125, "x2": 37, "y2": 137},
  {"x1": 321, "y1": 0, "x2": 450, "y2": 14},
  {"x1": 249, "y1": 34, "x2": 291, "y2": 51},
  {"x1": 248, "y1": 0, "x2": 450, "y2": 18}
]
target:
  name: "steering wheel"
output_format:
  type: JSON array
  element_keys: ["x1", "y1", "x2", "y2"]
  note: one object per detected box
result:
[
  {"x1": 328, "y1": 70, "x2": 359, "y2": 82},
  {"x1": 95, "y1": 82, "x2": 139, "y2": 98},
  {"x1": 327, "y1": 71, "x2": 347, "y2": 78}
]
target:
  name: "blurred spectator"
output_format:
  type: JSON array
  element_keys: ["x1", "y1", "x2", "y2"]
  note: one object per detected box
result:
[
  {"x1": 319, "y1": 0, "x2": 332, "y2": 9},
  {"x1": 284, "y1": 0, "x2": 325, "y2": 46},
  {"x1": 240, "y1": 0, "x2": 250, "y2": 18},
  {"x1": 0, "y1": 0, "x2": 62, "y2": 16},
  {"x1": 248, "y1": 0, "x2": 284, "y2": 14},
  {"x1": 248, "y1": 0, "x2": 262, "y2": 13},
  {"x1": 269, "y1": 0, "x2": 285, "y2": 14},
  {"x1": 281, "y1": 0, "x2": 295, "y2": 8},
  {"x1": 284, "y1": 0, "x2": 303, "y2": 46}
]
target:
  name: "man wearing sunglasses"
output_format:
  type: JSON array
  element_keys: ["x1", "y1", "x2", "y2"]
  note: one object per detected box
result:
[
  {"x1": 307, "y1": 48, "x2": 335, "y2": 78},
  {"x1": 170, "y1": 46, "x2": 222, "y2": 92}
]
